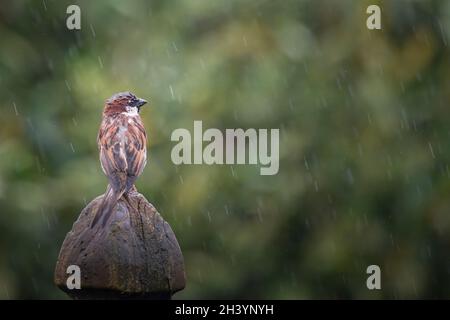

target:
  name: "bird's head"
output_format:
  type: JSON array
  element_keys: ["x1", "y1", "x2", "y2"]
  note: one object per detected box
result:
[{"x1": 103, "y1": 91, "x2": 148, "y2": 115}]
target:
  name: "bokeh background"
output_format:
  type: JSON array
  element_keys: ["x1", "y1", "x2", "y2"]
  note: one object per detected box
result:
[{"x1": 1, "y1": 0, "x2": 450, "y2": 299}]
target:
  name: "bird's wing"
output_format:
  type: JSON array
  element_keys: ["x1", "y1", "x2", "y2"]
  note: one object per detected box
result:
[
  {"x1": 125, "y1": 116, "x2": 147, "y2": 180},
  {"x1": 98, "y1": 116, "x2": 129, "y2": 192}
]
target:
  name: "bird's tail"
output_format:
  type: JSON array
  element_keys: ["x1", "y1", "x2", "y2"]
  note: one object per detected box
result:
[{"x1": 91, "y1": 184, "x2": 123, "y2": 228}]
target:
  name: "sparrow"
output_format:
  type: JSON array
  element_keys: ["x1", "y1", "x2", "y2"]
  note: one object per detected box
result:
[{"x1": 91, "y1": 91, "x2": 148, "y2": 228}]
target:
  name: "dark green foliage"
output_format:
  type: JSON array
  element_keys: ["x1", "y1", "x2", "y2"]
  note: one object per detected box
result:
[{"x1": 1, "y1": 0, "x2": 450, "y2": 299}]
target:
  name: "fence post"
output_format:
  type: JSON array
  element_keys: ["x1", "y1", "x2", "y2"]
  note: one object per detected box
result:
[{"x1": 54, "y1": 190, "x2": 185, "y2": 299}]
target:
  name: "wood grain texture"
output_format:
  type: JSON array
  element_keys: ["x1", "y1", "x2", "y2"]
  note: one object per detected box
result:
[{"x1": 54, "y1": 190, "x2": 185, "y2": 299}]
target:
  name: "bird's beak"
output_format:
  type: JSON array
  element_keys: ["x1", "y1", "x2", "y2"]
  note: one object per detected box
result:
[{"x1": 135, "y1": 98, "x2": 148, "y2": 108}]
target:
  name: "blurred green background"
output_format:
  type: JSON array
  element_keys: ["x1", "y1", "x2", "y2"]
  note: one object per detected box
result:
[{"x1": 1, "y1": 0, "x2": 450, "y2": 299}]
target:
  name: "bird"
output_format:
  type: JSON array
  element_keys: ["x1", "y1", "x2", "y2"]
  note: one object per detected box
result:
[{"x1": 91, "y1": 91, "x2": 148, "y2": 228}]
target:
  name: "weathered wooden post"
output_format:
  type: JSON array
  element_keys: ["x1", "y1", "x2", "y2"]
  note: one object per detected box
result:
[{"x1": 54, "y1": 189, "x2": 185, "y2": 299}]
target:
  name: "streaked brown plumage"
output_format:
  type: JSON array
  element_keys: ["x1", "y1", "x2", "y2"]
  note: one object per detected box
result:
[{"x1": 91, "y1": 92, "x2": 148, "y2": 228}]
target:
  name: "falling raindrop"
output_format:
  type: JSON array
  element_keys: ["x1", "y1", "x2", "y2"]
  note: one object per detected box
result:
[
  {"x1": 98, "y1": 56, "x2": 104, "y2": 69},
  {"x1": 90, "y1": 24, "x2": 96, "y2": 38},
  {"x1": 428, "y1": 142, "x2": 436, "y2": 159},
  {"x1": 257, "y1": 207, "x2": 263, "y2": 222},
  {"x1": 438, "y1": 19, "x2": 448, "y2": 46},
  {"x1": 171, "y1": 41, "x2": 178, "y2": 52},
  {"x1": 346, "y1": 168, "x2": 354, "y2": 185},
  {"x1": 12, "y1": 101, "x2": 19, "y2": 116},
  {"x1": 304, "y1": 157, "x2": 309, "y2": 170},
  {"x1": 230, "y1": 166, "x2": 237, "y2": 178},
  {"x1": 367, "y1": 113, "x2": 373, "y2": 125},
  {"x1": 169, "y1": 85, "x2": 175, "y2": 100},
  {"x1": 289, "y1": 99, "x2": 294, "y2": 111},
  {"x1": 187, "y1": 215, "x2": 192, "y2": 227},
  {"x1": 242, "y1": 35, "x2": 248, "y2": 46}
]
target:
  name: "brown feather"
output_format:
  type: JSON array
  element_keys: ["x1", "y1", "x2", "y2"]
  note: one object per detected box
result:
[{"x1": 91, "y1": 92, "x2": 148, "y2": 228}]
